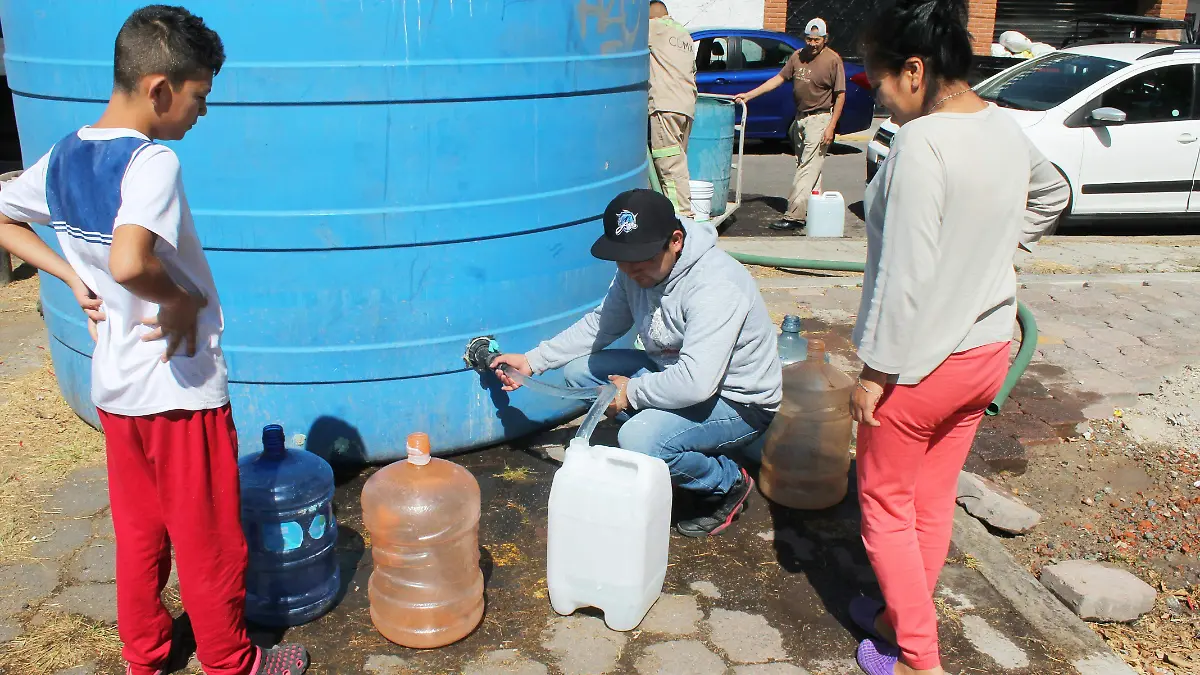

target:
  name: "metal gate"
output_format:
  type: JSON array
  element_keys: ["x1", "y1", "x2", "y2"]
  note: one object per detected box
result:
[
  {"x1": 785, "y1": 0, "x2": 878, "y2": 58},
  {"x1": 993, "y1": 0, "x2": 1138, "y2": 48}
]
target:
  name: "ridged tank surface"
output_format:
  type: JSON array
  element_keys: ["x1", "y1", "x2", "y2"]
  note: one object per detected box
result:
[{"x1": 0, "y1": 0, "x2": 648, "y2": 461}]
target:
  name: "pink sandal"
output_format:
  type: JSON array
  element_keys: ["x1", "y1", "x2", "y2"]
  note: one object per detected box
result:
[{"x1": 251, "y1": 644, "x2": 309, "y2": 675}]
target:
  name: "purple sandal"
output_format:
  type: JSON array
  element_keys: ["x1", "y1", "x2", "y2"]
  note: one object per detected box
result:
[
  {"x1": 856, "y1": 638, "x2": 900, "y2": 675},
  {"x1": 849, "y1": 596, "x2": 888, "y2": 641},
  {"x1": 252, "y1": 644, "x2": 309, "y2": 675}
]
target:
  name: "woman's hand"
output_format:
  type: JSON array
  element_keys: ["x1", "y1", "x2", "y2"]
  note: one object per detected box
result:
[{"x1": 851, "y1": 366, "x2": 888, "y2": 427}]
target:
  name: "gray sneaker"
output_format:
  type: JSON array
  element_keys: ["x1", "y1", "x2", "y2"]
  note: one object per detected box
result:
[{"x1": 675, "y1": 469, "x2": 754, "y2": 537}]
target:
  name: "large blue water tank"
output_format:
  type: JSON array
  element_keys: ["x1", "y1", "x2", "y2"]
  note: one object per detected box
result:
[{"x1": 1, "y1": 1, "x2": 648, "y2": 461}]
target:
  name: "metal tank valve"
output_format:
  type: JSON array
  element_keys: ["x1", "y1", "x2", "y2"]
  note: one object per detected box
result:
[{"x1": 463, "y1": 336, "x2": 501, "y2": 372}]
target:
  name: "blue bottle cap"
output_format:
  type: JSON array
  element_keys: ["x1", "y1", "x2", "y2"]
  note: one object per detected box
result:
[
  {"x1": 781, "y1": 315, "x2": 802, "y2": 333},
  {"x1": 262, "y1": 424, "x2": 287, "y2": 459}
]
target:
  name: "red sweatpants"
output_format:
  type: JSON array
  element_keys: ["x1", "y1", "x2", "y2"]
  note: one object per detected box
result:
[
  {"x1": 99, "y1": 405, "x2": 257, "y2": 675},
  {"x1": 856, "y1": 342, "x2": 1010, "y2": 671}
]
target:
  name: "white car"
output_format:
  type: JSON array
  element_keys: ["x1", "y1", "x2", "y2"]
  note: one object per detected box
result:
[{"x1": 866, "y1": 43, "x2": 1200, "y2": 221}]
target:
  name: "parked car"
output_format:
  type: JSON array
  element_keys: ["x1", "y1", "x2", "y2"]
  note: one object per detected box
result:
[
  {"x1": 867, "y1": 42, "x2": 1200, "y2": 221},
  {"x1": 692, "y1": 29, "x2": 875, "y2": 139}
]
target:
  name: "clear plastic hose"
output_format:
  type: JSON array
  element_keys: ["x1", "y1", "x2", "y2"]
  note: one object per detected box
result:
[
  {"x1": 576, "y1": 384, "x2": 618, "y2": 444},
  {"x1": 498, "y1": 365, "x2": 615, "y2": 444}
]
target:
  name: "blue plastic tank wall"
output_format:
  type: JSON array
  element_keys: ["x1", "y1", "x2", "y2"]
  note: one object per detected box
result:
[
  {"x1": 687, "y1": 98, "x2": 735, "y2": 217},
  {"x1": 1, "y1": 0, "x2": 649, "y2": 462}
]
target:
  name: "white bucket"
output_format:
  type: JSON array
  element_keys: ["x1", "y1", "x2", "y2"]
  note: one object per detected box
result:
[
  {"x1": 689, "y1": 180, "x2": 714, "y2": 222},
  {"x1": 806, "y1": 191, "x2": 846, "y2": 238}
]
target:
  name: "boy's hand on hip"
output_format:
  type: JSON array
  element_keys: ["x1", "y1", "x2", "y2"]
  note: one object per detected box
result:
[
  {"x1": 142, "y1": 289, "x2": 208, "y2": 361},
  {"x1": 606, "y1": 375, "x2": 631, "y2": 418},
  {"x1": 69, "y1": 279, "x2": 105, "y2": 342}
]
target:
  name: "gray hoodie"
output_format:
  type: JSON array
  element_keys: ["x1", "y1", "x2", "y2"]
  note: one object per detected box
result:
[{"x1": 526, "y1": 220, "x2": 782, "y2": 414}]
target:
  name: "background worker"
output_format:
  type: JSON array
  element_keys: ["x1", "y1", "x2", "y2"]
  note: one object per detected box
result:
[
  {"x1": 736, "y1": 18, "x2": 845, "y2": 231},
  {"x1": 648, "y1": 1, "x2": 698, "y2": 217}
]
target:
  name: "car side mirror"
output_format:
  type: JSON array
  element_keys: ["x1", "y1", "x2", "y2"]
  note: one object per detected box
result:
[{"x1": 1089, "y1": 107, "x2": 1127, "y2": 126}]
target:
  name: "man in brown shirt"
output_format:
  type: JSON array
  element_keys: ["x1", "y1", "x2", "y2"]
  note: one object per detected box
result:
[
  {"x1": 648, "y1": 0, "x2": 698, "y2": 217},
  {"x1": 736, "y1": 18, "x2": 845, "y2": 230}
]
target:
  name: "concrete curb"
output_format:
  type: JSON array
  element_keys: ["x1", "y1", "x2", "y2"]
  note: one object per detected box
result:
[{"x1": 951, "y1": 508, "x2": 1136, "y2": 675}]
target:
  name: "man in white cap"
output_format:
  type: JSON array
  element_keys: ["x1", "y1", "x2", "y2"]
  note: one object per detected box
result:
[{"x1": 736, "y1": 18, "x2": 845, "y2": 231}]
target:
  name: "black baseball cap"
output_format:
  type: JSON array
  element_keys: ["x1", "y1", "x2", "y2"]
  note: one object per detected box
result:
[{"x1": 590, "y1": 189, "x2": 683, "y2": 263}]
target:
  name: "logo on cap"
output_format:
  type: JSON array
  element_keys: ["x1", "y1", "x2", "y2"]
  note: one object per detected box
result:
[{"x1": 615, "y1": 210, "x2": 639, "y2": 235}]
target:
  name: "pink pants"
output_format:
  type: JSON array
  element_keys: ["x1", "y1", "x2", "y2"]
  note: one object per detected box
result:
[{"x1": 857, "y1": 342, "x2": 1010, "y2": 670}]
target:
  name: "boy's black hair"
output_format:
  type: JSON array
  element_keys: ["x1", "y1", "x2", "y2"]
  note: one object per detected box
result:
[
  {"x1": 650, "y1": 1, "x2": 669, "y2": 11},
  {"x1": 114, "y1": 5, "x2": 225, "y2": 93},
  {"x1": 860, "y1": 0, "x2": 973, "y2": 84}
]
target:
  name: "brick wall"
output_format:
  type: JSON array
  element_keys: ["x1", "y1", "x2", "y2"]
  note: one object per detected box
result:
[
  {"x1": 1141, "y1": 0, "x2": 1188, "y2": 40},
  {"x1": 967, "y1": 0, "x2": 999, "y2": 55},
  {"x1": 763, "y1": 0, "x2": 787, "y2": 31}
]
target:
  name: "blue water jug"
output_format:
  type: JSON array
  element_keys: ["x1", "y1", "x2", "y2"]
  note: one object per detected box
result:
[
  {"x1": 778, "y1": 315, "x2": 809, "y2": 365},
  {"x1": 239, "y1": 424, "x2": 340, "y2": 626}
]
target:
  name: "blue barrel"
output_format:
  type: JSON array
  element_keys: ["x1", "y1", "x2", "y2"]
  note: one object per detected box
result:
[
  {"x1": 1, "y1": 1, "x2": 648, "y2": 460},
  {"x1": 687, "y1": 98, "x2": 736, "y2": 217},
  {"x1": 239, "y1": 424, "x2": 339, "y2": 626}
]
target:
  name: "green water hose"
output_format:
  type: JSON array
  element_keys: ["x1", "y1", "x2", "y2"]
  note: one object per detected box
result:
[{"x1": 725, "y1": 251, "x2": 1037, "y2": 416}]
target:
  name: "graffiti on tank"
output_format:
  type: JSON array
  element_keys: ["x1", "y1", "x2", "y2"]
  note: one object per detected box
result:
[{"x1": 575, "y1": 0, "x2": 642, "y2": 54}]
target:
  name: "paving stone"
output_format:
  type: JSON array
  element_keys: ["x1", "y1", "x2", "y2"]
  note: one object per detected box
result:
[
  {"x1": 957, "y1": 472, "x2": 1041, "y2": 534},
  {"x1": 49, "y1": 469, "x2": 109, "y2": 518},
  {"x1": 31, "y1": 518, "x2": 92, "y2": 559},
  {"x1": 52, "y1": 663, "x2": 97, "y2": 675},
  {"x1": 363, "y1": 654, "x2": 410, "y2": 674},
  {"x1": 48, "y1": 583, "x2": 118, "y2": 623},
  {"x1": 705, "y1": 608, "x2": 787, "y2": 664},
  {"x1": 640, "y1": 594, "x2": 702, "y2": 636},
  {"x1": 688, "y1": 581, "x2": 722, "y2": 599},
  {"x1": 1071, "y1": 367, "x2": 1139, "y2": 400},
  {"x1": 70, "y1": 540, "x2": 116, "y2": 583},
  {"x1": 960, "y1": 615, "x2": 1030, "y2": 670},
  {"x1": 1013, "y1": 397, "x2": 1085, "y2": 437},
  {"x1": 0, "y1": 561, "x2": 60, "y2": 615},
  {"x1": 0, "y1": 622, "x2": 20, "y2": 645},
  {"x1": 734, "y1": 664, "x2": 812, "y2": 675},
  {"x1": 808, "y1": 659, "x2": 860, "y2": 675},
  {"x1": 1008, "y1": 378, "x2": 1052, "y2": 400},
  {"x1": 1032, "y1": 319, "x2": 1089, "y2": 342},
  {"x1": 1041, "y1": 561, "x2": 1156, "y2": 623},
  {"x1": 1073, "y1": 652, "x2": 1140, "y2": 675},
  {"x1": 1087, "y1": 328, "x2": 1142, "y2": 348},
  {"x1": 462, "y1": 650, "x2": 548, "y2": 675},
  {"x1": 966, "y1": 425, "x2": 1028, "y2": 476},
  {"x1": 635, "y1": 640, "x2": 726, "y2": 675},
  {"x1": 541, "y1": 615, "x2": 627, "y2": 675},
  {"x1": 91, "y1": 512, "x2": 115, "y2": 540}
]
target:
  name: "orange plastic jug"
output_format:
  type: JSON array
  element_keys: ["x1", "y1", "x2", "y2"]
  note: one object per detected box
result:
[
  {"x1": 759, "y1": 340, "x2": 855, "y2": 510},
  {"x1": 361, "y1": 433, "x2": 484, "y2": 648}
]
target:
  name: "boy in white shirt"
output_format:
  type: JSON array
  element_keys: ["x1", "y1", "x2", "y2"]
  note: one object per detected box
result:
[{"x1": 0, "y1": 6, "x2": 307, "y2": 675}]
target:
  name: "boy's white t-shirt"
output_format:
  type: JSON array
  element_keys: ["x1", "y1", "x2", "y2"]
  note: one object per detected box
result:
[{"x1": 0, "y1": 127, "x2": 228, "y2": 416}]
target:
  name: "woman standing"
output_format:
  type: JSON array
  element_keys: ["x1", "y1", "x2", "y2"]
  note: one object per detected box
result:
[{"x1": 849, "y1": 0, "x2": 1069, "y2": 673}]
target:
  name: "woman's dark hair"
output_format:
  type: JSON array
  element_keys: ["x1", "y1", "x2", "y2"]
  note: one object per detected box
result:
[
  {"x1": 860, "y1": 0, "x2": 973, "y2": 83},
  {"x1": 114, "y1": 5, "x2": 225, "y2": 93}
]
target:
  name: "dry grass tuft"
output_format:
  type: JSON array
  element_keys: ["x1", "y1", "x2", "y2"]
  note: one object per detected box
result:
[
  {"x1": 0, "y1": 357, "x2": 105, "y2": 561},
  {"x1": 0, "y1": 612, "x2": 121, "y2": 674}
]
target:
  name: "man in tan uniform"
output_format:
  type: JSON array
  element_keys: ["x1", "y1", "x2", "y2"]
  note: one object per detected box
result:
[
  {"x1": 648, "y1": 1, "x2": 698, "y2": 217},
  {"x1": 736, "y1": 18, "x2": 845, "y2": 231}
]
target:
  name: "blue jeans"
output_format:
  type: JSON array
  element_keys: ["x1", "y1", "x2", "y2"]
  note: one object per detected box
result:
[{"x1": 561, "y1": 350, "x2": 770, "y2": 496}]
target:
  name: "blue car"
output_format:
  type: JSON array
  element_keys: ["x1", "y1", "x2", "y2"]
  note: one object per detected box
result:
[{"x1": 692, "y1": 29, "x2": 875, "y2": 139}]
